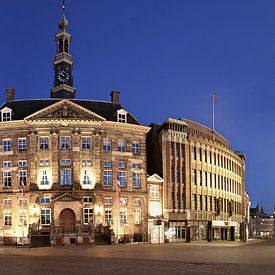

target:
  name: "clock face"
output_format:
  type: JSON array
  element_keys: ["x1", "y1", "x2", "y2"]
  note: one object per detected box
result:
[{"x1": 57, "y1": 69, "x2": 70, "y2": 83}]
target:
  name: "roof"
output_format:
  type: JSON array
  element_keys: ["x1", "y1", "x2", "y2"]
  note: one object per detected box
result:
[{"x1": 0, "y1": 99, "x2": 141, "y2": 125}]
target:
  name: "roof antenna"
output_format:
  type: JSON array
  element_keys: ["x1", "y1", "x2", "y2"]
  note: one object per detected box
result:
[{"x1": 62, "y1": 0, "x2": 65, "y2": 16}]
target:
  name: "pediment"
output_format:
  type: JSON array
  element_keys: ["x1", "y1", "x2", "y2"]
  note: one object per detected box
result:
[
  {"x1": 52, "y1": 192, "x2": 80, "y2": 202},
  {"x1": 147, "y1": 173, "x2": 164, "y2": 183},
  {"x1": 25, "y1": 100, "x2": 106, "y2": 121}
]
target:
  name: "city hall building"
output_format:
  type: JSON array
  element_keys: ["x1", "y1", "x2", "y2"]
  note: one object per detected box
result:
[
  {"x1": 147, "y1": 118, "x2": 248, "y2": 242},
  {"x1": 0, "y1": 5, "x2": 150, "y2": 246}
]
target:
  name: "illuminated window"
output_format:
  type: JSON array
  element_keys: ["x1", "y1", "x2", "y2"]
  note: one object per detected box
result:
[
  {"x1": 82, "y1": 170, "x2": 92, "y2": 185},
  {"x1": 19, "y1": 210, "x2": 27, "y2": 226},
  {"x1": 150, "y1": 201, "x2": 161, "y2": 217},
  {"x1": 39, "y1": 170, "x2": 50, "y2": 185}
]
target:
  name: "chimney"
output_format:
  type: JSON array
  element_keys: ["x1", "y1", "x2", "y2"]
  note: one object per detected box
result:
[
  {"x1": 6, "y1": 88, "x2": 15, "y2": 101},
  {"x1": 110, "y1": 90, "x2": 120, "y2": 104}
]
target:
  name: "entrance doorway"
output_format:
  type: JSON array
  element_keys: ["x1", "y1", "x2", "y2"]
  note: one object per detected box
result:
[{"x1": 59, "y1": 208, "x2": 76, "y2": 226}]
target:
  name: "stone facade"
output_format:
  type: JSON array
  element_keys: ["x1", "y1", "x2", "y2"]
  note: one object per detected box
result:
[{"x1": 147, "y1": 118, "x2": 248, "y2": 242}]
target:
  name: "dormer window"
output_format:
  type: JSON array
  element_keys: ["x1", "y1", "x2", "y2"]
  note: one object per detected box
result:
[
  {"x1": 117, "y1": 109, "x2": 127, "y2": 123},
  {"x1": 1, "y1": 107, "x2": 12, "y2": 122}
]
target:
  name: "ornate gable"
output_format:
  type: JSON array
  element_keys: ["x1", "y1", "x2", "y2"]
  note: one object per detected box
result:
[
  {"x1": 25, "y1": 99, "x2": 105, "y2": 121},
  {"x1": 147, "y1": 174, "x2": 164, "y2": 184},
  {"x1": 52, "y1": 192, "x2": 80, "y2": 202}
]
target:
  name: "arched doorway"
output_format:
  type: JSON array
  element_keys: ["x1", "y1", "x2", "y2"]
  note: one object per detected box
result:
[{"x1": 59, "y1": 208, "x2": 76, "y2": 227}]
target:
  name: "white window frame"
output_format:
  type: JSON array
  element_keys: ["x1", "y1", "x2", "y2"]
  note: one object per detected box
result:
[
  {"x1": 117, "y1": 109, "x2": 127, "y2": 123},
  {"x1": 1, "y1": 107, "x2": 12, "y2": 122},
  {"x1": 60, "y1": 136, "x2": 71, "y2": 149},
  {"x1": 3, "y1": 139, "x2": 11, "y2": 152},
  {"x1": 118, "y1": 171, "x2": 126, "y2": 187},
  {"x1": 119, "y1": 208, "x2": 127, "y2": 224},
  {"x1": 39, "y1": 137, "x2": 49, "y2": 150},
  {"x1": 83, "y1": 208, "x2": 93, "y2": 225},
  {"x1": 82, "y1": 159, "x2": 92, "y2": 166},
  {"x1": 105, "y1": 209, "x2": 112, "y2": 224},
  {"x1": 132, "y1": 172, "x2": 141, "y2": 188},
  {"x1": 3, "y1": 161, "x2": 12, "y2": 168},
  {"x1": 81, "y1": 137, "x2": 91, "y2": 150},
  {"x1": 3, "y1": 171, "x2": 12, "y2": 187},
  {"x1": 39, "y1": 169, "x2": 50, "y2": 185},
  {"x1": 118, "y1": 161, "x2": 126, "y2": 169},
  {"x1": 118, "y1": 140, "x2": 126, "y2": 152},
  {"x1": 83, "y1": 196, "x2": 93, "y2": 204},
  {"x1": 103, "y1": 170, "x2": 112, "y2": 186},
  {"x1": 104, "y1": 197, "x2": 113, "y2": 205},
  {"x1": 82, "y1": 170, "x2": 92, "y2": 185},
  {"x1": 18, "y1": 138, "x2": 27, "y2": 150},
  {"x1": 41, "y1": 209, "x2": 51, "y2": 225},
  {"x1": 18, "y1": 160, "x2": 27, "y2": 168},
  {"x1": 19, "y1": 170, "x2": 27, "y2": 186},
  {"x1": 103, "y1": 139, "x2": 111, "y2": 151},
  {"x1": 4, "y1": 210, "x2": 12, "y2": 226},
  {"x1": 150, "y1": 185, "x2": 159, "y2": 198},
  {"x1": 39, "y1": 197, "x2": 51, "y2": 204},
  {"x1": 132, "y1": 142, "x2": 140, "y2": 155},
  {"x1": 39, "y1": 159, "x2": 50, "y2": 166},
  {"x1": 3, "y1": 199, "x2": 12, "y2": 207},
  {"x1": 19, "y1": 210, "x2": 28, "y2": 226},
  {"x1": 60, "y1": 169, "x2": 72, "y2": 185},
  {"x1": 60, "y1": 159, "x2": 71, "y2": 166}
]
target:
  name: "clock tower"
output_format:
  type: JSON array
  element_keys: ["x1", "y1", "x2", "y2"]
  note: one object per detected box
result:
[{"x1": 51, "y1": 0, "x2": 76, "y2": 99}]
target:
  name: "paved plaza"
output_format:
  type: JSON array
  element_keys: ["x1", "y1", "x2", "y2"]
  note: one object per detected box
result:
[{"x1": 0, "y1": 240, "x2": 275, "y2": 274}]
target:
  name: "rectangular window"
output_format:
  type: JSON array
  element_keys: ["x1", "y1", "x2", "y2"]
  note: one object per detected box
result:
[
  {"x1": 19, "y1": 198, "x2": 27, "y2": 207},
  {"x1": 83, "y1": 208, "x2": 93, "y2": 225},
  {"x1": 192, "y1": 147, "x2": 196, "y2": 161},
  {"x1": 19, "y1": 170, "x2": 27, "y2": 186},
  {"x1": 39, "y1": 197, "x2": 51, "y2": 204},
  {"x1": 175, "y1": 143, "x2": 179, "y2": 157},
  {"x1": 60, "y1": 159, "x2": 71, "y2": 166},
  {"x1": 134, "y1": 209, "x2": 141, "y2": 224},
  {"x1": 119, "y1": 161, "x2": 126, "y2": 169},
  {"x1": 3, "y1": 171, "x2": 11, "y2": 187},
  {"x1": 81, "y1": 137, "x2": 91, "y2": 150},
  {"x1": 119, "y1": 209, "x2": 127, "y2": 224},
  {"x1": 3, "y1": 199, "x2": 12, "y2": 207},
  {"x1": 210, "y1": 197, "x2": 213, "y2": 211},
  {"x1": 83, "y1": 196, "x2": 93, "y2": 204},
  {"x1": 132, "y1": 142, "x2": 140, "y2": 155},
  {"x1": 39, "y1": 159, "x2": 50, "y2": 166},
  {"x1": 103, "y1": 161, "x2": 112, "y2": 168},
  {"x1": 104, "y1": 197, "x2": 112, "y2": 205},
  {"x1": 18, "y1": 138, "x2": 27, "y2": 150},
  {"x1": 41, "y1": 209, "x2": 51, "y2": 225},
  {"x1": 82, "y1": 170, "x2": 92, "y2": 185},
  {"x1": 103, "y1": 170, "x2": 112, "y2": 186},
  {"x1": 60, "y1": 136, "x2": 71, "y2": 149},
  {"x1": 39, "y1": 137, "x2": 49, "y2": 150},
  {"x1": 105, "y1": 209, "x2": 112, "y2": 224},
  {"x1": 3, "y1": 161, "x2": 12, "y2": 168},
  {"x1": 170, "y1": 142, "x2": 174, "y2": 157},
  {"x1": 118, "y1": 171, "x2": 126, "y2": 187},
  {"x1": 19, "y1": 210, "x2": 27, "y2": 226},
  {"x1": 18, "y1": 160, "x2": 27, "y2": 168},
  {"x1": 3, "y1": 139, "x2": 11, "y2": 152},
  {"x1": 39, "y1": 170, "x2": 49, "y2": 185},
  {"x1": 132, "y1": 172, "x2": 141, "y2": 188},
  {"x1": 198, "y1": 170, "x2": 202, "y2": 186},
  {"x1": 200, "y1": 195, "x2": 203, "y2": 210},
  {"x1": 60, "y1": 169, "x2": 71, "y2": 185},
  {"x1": 4, "y1": 210, "x2": 12, "y2": 226},
  {"x1": 199, "y1": 148, "x2": 202, "y2": 162},
  {"x1": 150, "y1": 186, "x2": 159, "y2": 198},
  {"x1": 2, "y1": 112, "x2": 11, "y2": 122},
  {"x1": 118, "y1": 140, "x2": 126, "y2": 152},
  {"x1": 205, "y1": 196, "x2": 208, "y2": 211},
  {"x1": 118, "y1": 113, "x2": 126, "y2": 123},
  {"x1": 132, "y1": 163, "x2": 141, "y2": 169},
  {"x1": 103, "y1": 139, "x2": 111, "y2": 151},
  {"x1": 82, "y1": 159, "x2": 92, "y2": 166},
  {"x1": 193, "y1": 194, "x2": 197, "y2": 210}
]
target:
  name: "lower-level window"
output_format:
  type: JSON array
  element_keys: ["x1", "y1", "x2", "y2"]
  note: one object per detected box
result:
[
  {"x1": 105, "y1": 209, "x2": 112, "y2": 224},
  {"x1": 3, "y1": 171, "x2": 11, "y2": 187},
  {"x1": 19, "y1": 210, "x2": 27, "y2": 226},
  {"x1": 119, "y1": 209, "x2": 127, "y2": 224},
  {"x1": 83, "y1": 208, "x2": 93, "y2": 225},
  {"x1": 41, "y1": 209, "x2": 51, "y2": 225},
  {"x1": 4, "y1": 210, "x2": 12, "y2": 226}
]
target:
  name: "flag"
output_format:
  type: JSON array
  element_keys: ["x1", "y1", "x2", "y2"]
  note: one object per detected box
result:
[
  {"x1": 117, "y1": 175, "x2": 121, "y2": 199},
  {"x1": 21, "y1": 180, "x2": 26, "y2": 197}
]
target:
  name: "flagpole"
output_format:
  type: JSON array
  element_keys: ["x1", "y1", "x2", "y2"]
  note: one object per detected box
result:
[{"x1": 212, "y1": 92, "x2": 215, "y2": 132}]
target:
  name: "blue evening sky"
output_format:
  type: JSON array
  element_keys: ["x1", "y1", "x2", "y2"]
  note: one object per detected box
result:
[{"x1": 0, "y1": 0, "x2": 274, "y2": 212}]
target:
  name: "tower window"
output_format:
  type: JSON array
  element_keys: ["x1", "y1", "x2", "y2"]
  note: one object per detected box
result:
[
  {"x1": 58, "y1": 38, "x2": 64, "y2": 53},
  {"x1": 64, "y1": 39, "x2": 69, "y2": 53}
]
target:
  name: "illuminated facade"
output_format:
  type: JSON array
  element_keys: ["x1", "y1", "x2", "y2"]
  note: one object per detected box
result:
[
  {"x1": 147, "y1": 118, "x2": 248, "y2": 242},
  {"x1": 0, "y1": 4, "x2": 149, "y2": 246}
]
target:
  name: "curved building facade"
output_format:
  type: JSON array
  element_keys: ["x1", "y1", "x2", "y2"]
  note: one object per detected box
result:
[{"x1": 147, "y1": 118, "x2": 247, "y2": 242}]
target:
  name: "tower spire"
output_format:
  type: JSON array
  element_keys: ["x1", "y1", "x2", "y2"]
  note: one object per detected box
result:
[{"x1": 51, "y1": 0, "x2": 76, "y2": 99}]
